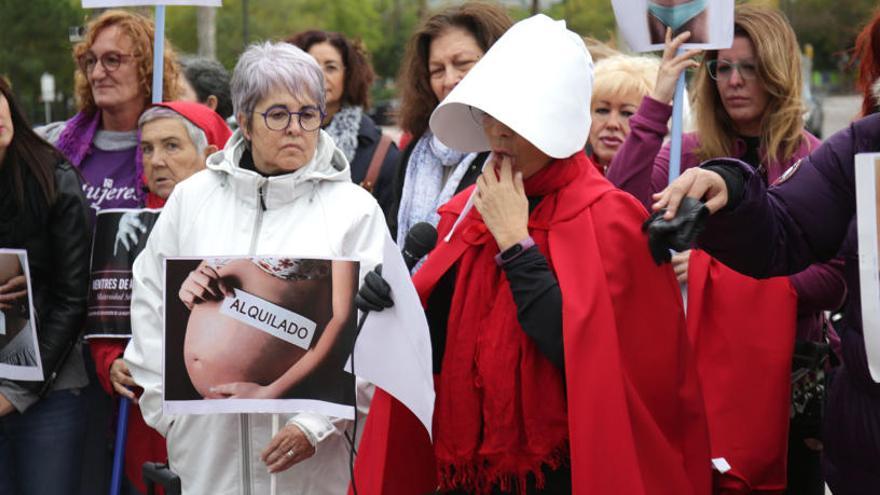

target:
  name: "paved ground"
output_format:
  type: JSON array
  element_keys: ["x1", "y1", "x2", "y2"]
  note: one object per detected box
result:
[{"x1": 821, "y1": 93, "x2": 862, "y2": 139}]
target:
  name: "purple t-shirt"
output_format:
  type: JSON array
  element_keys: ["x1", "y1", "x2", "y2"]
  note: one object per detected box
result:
[{"x1": 78, "y1": 130, "x2": 142, "y2": 226}]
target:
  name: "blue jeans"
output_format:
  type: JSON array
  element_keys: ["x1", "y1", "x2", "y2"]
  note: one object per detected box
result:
[{"x1": 0, "y1": 388, "x2": 87, "y2": 495}]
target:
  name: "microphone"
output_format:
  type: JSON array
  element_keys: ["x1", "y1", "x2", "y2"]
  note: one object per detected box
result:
[{"x1": 402, "y1": 222, "x2": 438, "y2": 271}]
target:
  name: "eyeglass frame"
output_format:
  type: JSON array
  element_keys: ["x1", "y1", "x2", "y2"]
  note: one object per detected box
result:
[
  {"x1": 706, "y1": 59, "x2": 759, "y2": 82},
  {"x1": 78, "y1": 51, "x2": 134, "y2": 75},
  {"x1": 257, "y1": 104, "x2": 326, "y2": 132}
]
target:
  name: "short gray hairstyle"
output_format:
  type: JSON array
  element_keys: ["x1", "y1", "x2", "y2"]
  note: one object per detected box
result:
[
  {"x1": 138, "y1": 106, "x2": 209, "y2": 155},
  {"x1": 231, "y1": 41, "x2": 325, "y2": 130}
]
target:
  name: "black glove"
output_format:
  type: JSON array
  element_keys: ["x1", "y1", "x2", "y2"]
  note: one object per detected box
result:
[
  {"x1": 642, "y1": 197, "x2": 709, "y2": 265},
  {"x1": 355, "y1": 264, "x2": 393, "y2": 312}
]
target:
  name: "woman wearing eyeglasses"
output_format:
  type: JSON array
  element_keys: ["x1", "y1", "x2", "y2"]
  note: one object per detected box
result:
[
  {"x1": 123, "y1": 41, "x2": 387, "y2": 493},
  {"x1": 606, "y1": 5, "x2": 844, "y2": 494},
  {"x1": 39, "y1": 10, "x2": 179, "y2": 222}
]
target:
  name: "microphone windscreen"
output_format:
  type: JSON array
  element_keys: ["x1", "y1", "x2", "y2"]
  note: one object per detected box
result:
[{"x1": 404, "y1": 222, "x2": 438, "y2": 260}]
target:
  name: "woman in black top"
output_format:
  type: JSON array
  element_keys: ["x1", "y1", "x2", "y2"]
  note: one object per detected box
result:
[{"x1": 0, "y1": 78, "x2": 91, "y2": 495}]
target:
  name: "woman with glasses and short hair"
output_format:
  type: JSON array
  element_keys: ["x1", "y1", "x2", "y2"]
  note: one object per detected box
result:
[
  {"x1": 606, "y1": 5, "x2": 845, "y2": 494},
  {"x1": 123, "y1": 41, "x2": 387, "y2": 493}
]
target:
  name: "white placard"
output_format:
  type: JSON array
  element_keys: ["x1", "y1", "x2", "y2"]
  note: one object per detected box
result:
[
  {"x1": 219, "y1": 288, "x2": 316, "y2": 350},
  {"x1": 83, "y1": 0, "x2": 220, "y2": 7},
  {"x1": 612, "y1": 0, "x2": 734, "y2": 53},
  {"x1": 348, "y1": 233, "x2": 436, "y2": 437},
  {"x1": 855, "y1": 153, "x2": 880, "y2": 383},
  {"x1": 0, "y1": 249, "x2": 43, "y2": 381}
]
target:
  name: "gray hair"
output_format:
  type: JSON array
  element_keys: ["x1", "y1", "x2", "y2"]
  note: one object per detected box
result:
[
  {"x1": 138, "y1": 106, "x2": 209, "y2": 155},
  {"x1": 180, "y1": 55, "x2": 233, "y2": 119},
  {"x1": 231, "y1": 41, "x2": 325, "y2": 131}
]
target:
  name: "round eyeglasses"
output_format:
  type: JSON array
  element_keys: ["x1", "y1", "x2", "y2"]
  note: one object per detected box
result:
[
  {"x1": 258, "y1": 105, "x2": 325, "y2": 132},
  {"x1": 78, "y1": 52, "x2": 132, "y2": 74},
  {"x1": 706, "y1": 60, "x2": 759, "y2": 81}
]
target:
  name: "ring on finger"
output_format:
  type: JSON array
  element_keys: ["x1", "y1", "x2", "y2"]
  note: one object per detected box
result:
[{"x1": 285, "y1": 448, "x2": 296, "y2": 459}]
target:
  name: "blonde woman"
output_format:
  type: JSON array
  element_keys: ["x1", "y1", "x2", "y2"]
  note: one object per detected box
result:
[
  {"x1": 587, "y1": 54, "x2": 660, "y2": 171},
  {"x1": 606, "y1": 5, "x2": 845, "y2": 494}
]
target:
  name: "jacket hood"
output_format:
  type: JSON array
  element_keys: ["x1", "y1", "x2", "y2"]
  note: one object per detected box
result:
[{"x1": 204, "y1": 129, "x2": 351, "y2": 209}]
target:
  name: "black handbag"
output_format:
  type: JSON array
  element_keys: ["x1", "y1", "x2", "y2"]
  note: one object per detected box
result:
[{"x1": 789, "y1": 319, "x2": 836, "y2": 438}]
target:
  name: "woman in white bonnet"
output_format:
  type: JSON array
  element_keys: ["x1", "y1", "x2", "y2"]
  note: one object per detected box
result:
[{"x1": 385, "y1": 14, "x2": 713, "y2": 495}]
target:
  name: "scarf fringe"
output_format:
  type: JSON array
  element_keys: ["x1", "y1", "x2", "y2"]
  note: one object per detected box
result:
[{"x1": 439, "y1": 442, "x2": 570, "y2": 495}]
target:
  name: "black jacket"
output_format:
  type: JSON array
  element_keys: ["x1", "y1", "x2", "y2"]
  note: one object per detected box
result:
[
  {"x1": 387, "y1": 134, "x2": 489, "y2": 241},
  {"x1": 0, "y1": 160, "x2": 91, "y2": 396},
  {"x1": 349, "y1": 113, "x2": 401, "y2": 215}
]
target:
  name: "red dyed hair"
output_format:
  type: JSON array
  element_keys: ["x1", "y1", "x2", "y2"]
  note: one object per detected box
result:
[{"x1": 854, "y1": 8, "x2": 880, "y2": 117}]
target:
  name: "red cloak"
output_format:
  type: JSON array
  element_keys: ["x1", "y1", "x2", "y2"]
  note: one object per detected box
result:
[
  {"x1": 352, "y1": 153, "x2": 711, "y2": 494},
  {"x1": 686, "y1": 250, "x2": 797, "y2": 493}
]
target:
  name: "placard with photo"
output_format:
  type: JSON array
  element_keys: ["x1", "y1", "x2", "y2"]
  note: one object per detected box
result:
[
  {"x1": 612, "y1": 0, "x2": 734, "y2": 52},
  {"x1": 0, "y1": 250, "x2": 43, "y2": 381},
  {"x1": 163, "y1": 256, "x2": 359, "y2": 417},
  {"x1": 85, "y1": 208, "x2": 161, "y2": 339}
]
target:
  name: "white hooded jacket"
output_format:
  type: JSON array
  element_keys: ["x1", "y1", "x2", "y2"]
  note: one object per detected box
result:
[{"x1": 124, "y1": 129, "x2": 386, "y2": 494}]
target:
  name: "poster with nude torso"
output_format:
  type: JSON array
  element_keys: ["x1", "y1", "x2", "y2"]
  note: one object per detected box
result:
[
  {"x1": 0, "y1": 250, "x2": 42, "y2": 381},
  {"x1": 612, "y1": 0, "x2": 734, "y2": 52},
  {"x1": 163, "y1": 256, "x2": 359, "y2": 417}
]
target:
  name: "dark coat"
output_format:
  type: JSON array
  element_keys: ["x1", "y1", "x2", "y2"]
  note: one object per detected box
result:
[
  {"x1": 348, "y1": 113, "x2": 401, "y2": 215},
  {"x1": 0, "y1": 160, "x2": 90, "y2": 396},
  {"x1": 698, "y1": 113, "x2": 880, "y2": 491}
]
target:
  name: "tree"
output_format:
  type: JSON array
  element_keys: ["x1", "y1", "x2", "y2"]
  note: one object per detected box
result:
[{"x1": 0, "y1": 0, "x2": 86, "y2": 123}]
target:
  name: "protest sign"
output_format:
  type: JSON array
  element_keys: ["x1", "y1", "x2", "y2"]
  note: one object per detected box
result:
[
  {"x1": 0, "y1": 250, "x2": 43, "y2": 381},
  {"x1": 350, "y1": 232, "x2": 435, "y2": 435},
  {"x1": 855, "y1": 153, "x2": 880, "y2": 383},
  {"x1": 86, "y1": 209, "x2": 160, "y2": 339},
  {"x1": 163, "y1": 256, "x2": 359, "y2": 417},
  {"x1": 612, "y1": 0, "x2": 734, "y2": 52}
]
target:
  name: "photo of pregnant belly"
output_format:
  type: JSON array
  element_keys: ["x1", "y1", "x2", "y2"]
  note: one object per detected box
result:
[
  {"x1": 164, "y1": 256, "x2": 359, "y2": 412},
  {"x1": 0, "y1": 250, "x2": 41, "y2": 378}
]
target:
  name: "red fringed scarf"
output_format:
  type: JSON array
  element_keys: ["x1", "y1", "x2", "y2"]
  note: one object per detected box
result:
[{"x1": 423, "y1": 155, "x2": 578, "y2": 494}]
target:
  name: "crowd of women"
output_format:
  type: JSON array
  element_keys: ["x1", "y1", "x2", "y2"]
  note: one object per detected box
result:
[{"x1": 1, "y1": 1, "x2": 880, "y2": 494}]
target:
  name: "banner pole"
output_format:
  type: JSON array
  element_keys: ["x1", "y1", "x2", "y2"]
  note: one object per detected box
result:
[
  {"x1": 668, "y1": 48, "x2": 686, "y2": 183},
  {"x1": 151, "y1": 5, "x2": 166, "y2": 104}
]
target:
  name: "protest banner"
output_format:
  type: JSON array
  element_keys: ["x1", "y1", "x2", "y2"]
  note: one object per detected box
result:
[
  {"x1": 855, "y1": 153, "x2": 880, "y2": 383},
  {"x1": 612, "y1": 0, "x2": 735, "y2": 52},
  {"x1": 0, "y1": 250, "x2": 43, "y2": 381},
  {"x1": 612, "y1": 0, "x2": 734, "y2": 182},
  {"x1": 163, "y1": 256, "x2": 360, "y2": 418},
  {"x1": 85, "y1": 209, "x2": 161, "y2": 339}
]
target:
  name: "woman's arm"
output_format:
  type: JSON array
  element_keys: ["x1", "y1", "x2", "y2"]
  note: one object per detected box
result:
[
  {"x1": 605, "y1": 30, "x2": 700, "y2": 209},
  {"x1": 789, "y1": 259, "x2": 847, "y2": 314},
  {"x1": 124, "y1": 187, "x2": 185, "y2": 437}
]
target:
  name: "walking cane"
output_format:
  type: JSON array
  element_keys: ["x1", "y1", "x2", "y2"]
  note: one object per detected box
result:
[{"x1": 110, "y1": 397, "x2": 131, "y2": 495}]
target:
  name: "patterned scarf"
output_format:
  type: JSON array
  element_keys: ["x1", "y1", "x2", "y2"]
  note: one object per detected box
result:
[
  {"x1": 396, "y1": 131, "x2": 477, "y2": 241},
  {"x1": 324, "y1": 105, "x2": 362, "y2": 163}
]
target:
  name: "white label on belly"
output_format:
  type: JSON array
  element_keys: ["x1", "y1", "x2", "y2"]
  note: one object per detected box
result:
[
  {"x1": 0, "y1": 312, "x2": 5, "y2": 336},
  {"x1": 219, "y1": 288, "x2": 316, "y2": 350}
]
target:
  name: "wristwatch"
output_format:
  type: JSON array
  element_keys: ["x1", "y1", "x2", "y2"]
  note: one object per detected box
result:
[{"x1": 494, "y1": 236, "x2": 536, "y2": 266}]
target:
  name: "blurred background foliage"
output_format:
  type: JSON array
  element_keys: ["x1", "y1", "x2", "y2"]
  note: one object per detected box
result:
[{"x1": 1, "y1": 0, "x2": 877, "y2": 123}]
